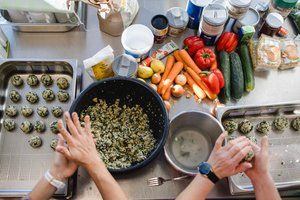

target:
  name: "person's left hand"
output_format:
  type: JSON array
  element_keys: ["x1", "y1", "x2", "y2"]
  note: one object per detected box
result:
[
  {"x1": 207, "y1": 132, "x2": 253, "y2": 179},
  {"x1": 49, "y1": 135, "x2": 78, "y2": 181}
]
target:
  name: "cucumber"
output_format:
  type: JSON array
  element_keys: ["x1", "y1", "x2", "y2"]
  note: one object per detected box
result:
[
  {"x1": 218, "y1": 51, "x2": 231, "y2": 103},
  {"x1": 230, "y1": 52, "x2": 244, "y2": 100},
  {"x1": 240, "y1": 44, "x2": 255, "y2": 92}
]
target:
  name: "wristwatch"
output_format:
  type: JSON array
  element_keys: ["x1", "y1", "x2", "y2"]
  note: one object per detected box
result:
[{"x1": 198, "y1": 162, "x2": 220, "y2": 184}]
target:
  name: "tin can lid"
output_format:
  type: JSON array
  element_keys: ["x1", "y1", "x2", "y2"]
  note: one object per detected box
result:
[
  {"x1": 112, "y1": 54, "x2": 138, "y2": 77},
  {"x1": 266, "y1": 12, "x2": 284, "y2": 29},
  {"x1": 273, "y1": 0, "x2": 298, "y2": 9},
  {"x1": 239, "y1": 8, "x2": 260, "y2": 26},
  {"x1": 191, "y1": 0, "x2": 213, "y2": 7},
  {"x1": 229, "y1": 0, "x2": 251, "y2": 8},
  {"x1": 166, "y1": 7, "x2": 189, "y2": 28},
  {"x1": 202, "y1": 4, "x2": 228, "y2": 26}
]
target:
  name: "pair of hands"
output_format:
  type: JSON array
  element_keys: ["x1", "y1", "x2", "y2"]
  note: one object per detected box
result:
[
  {"x1": 208, "y1": 132, "x2": 269, "y2": 182},
  {"x1": 50, "y1": 112, "x2": 100, "y2": 181}
]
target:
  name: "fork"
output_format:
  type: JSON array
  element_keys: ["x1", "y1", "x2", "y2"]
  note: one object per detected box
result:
[{"x1": 147, "y1": 175, "x2": 190, "y2": 187}]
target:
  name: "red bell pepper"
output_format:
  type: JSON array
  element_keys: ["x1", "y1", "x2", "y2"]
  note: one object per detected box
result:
[
  {"x1": 216, "y1": 32, "x2": 238, "y2": 53},
  {"x1": 183, "y1": 36, "x2": 205, "y2": 57},
  {"x1": 212, "y1": 69, "x2": 224, "y2": 89},
  {"x1": 194, "y1": 48, "x2": 216, "y2": 70}
]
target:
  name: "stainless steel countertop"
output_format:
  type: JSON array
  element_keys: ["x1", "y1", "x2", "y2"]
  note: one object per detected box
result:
[{"x1": 2, "y1": 0, "x2": 300, "y2": 199}]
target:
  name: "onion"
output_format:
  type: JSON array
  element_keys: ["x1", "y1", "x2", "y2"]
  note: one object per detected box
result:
[
  {"x1": 171, "y1": 84, "x2": 185, "y2": 98},
  {"x1": 175, "y1": 74, "x2": 187, "y2": 86},
  {"x1": 151, "y1": 73, "x2": 161, "y2": 84},
  {"x1": 164, "y1": 101, "x2": 171, "y2": 111},
  {"x1": 149, "y1": 83, "x2": 157, "y2": 91}
]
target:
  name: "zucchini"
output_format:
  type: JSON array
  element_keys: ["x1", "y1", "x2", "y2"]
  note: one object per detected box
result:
[
  {"x1": 230, "y1": 52, "x2": 244, "y2": 100},
  {"x1": 218, "y1": 51, "x2": 231, "y2": 103},
  {"x1": 240, "y1": 44, "x2": 255, "y2": 92}
]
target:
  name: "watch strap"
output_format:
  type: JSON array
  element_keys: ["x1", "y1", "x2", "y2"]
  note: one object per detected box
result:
[
  {"x1": 207, "y1": 170, "x2": 220, "y2": 184},
  {"x1": 44, "y1": 170, "x2": 66, "y2": 189}
]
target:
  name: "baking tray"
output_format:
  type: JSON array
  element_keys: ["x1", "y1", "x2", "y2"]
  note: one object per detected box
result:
[
  {"x1": 0, "y1": 59, "x2": 81, "y2": 198},
  {"x1": 0, "y1": 2, "x2": 87, "y2": 32},
  {"x1": 216, "y1": 103, "x2": 300, "y2": 195}
]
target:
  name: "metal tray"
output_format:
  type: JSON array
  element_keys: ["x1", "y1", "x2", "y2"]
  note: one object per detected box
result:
[
  {"x1": 0, "y1": 2, "x2": 87, "y2": 32},
  {"x1": 216, "y1": 103, "x2": 300, "y2": 195},
  {"x1": 0, "y1": 59, "x2": 81, "y2": 198}
]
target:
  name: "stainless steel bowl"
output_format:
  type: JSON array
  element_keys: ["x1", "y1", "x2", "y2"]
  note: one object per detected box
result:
[{"x1": 164, "y1": 111, "x2": 224, "y2": 175}]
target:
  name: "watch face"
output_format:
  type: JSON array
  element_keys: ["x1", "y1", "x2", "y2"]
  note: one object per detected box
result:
[{"x1": 199, "y1": 162, "x2": 211, "y2": 175}]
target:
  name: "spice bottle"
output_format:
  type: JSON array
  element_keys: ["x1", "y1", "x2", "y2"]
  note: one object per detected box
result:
[
  {"x1": 260, "y1": 12, "x2": 284, "y2": 36},
  {"x1": 269, "y1": 0, "x2": 298, "y2": 19}
]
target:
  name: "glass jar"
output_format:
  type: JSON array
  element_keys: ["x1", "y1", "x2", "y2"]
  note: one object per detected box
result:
[
  {"x1": 227, "y1": 0, "x2": 251, "y2": 20},
  {"x1": 269, "y1": 0, "x2": 298, "y2": 19},
  {"x1": 260, "y1": 12, "x2": 284, "y2": 36}
]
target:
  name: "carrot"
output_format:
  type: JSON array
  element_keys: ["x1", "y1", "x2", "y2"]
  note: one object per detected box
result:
[
  {"x1": 184, "y1": 72, "x2": 206, "y2": 100},
  {"x1": 162, "y1": 84, "x2": 172, "y2": 101},
  {"x1": 157, "y1": 55, "x2": 175, "y2": 94},
  {"x1": 174, "y1": 50, "x2": 188, "y2": 69},
  {"x1": 211, "y1": 60, "x2": 218, "y2": 70},
  {"x1": 186, "y1": 67, "x2": 217, "y2": 100},
  {"x1": 178, "y1": 49, "x2": 201, "y2": 74},
  {"x1": 161, "y1": 62, "x2": 184, "y2": 95}
]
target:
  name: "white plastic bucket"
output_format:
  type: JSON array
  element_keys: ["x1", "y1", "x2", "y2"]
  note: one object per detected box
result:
[{"x1": 121, "y1": 24, "x2": 154, "y2": 61}]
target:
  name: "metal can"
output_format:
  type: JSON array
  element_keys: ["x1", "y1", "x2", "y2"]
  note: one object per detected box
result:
[
  {"x1": 232, "y1": 8, "x2": 260, "y2": 34},
  {"x1": 199, "y1": 4, "x2": 228, "y2": 46},
  {"x1": 151, "y1": 15, "x2": 169, "y2": 44},
  {"x1": 166, "y1": 7, "x2": 189, "y2": 37},
  {"x1": 112, "y1": 54, "x2": 138, "y2": 78},
  {"x1": 227, "y1": 0, "x2": 251, "y2": 20},
  {"x1": 186, "y1": 0, "x2": 212, "y2": 29}
]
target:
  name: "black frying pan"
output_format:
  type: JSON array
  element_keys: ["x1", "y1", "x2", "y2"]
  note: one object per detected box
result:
[{"x1": 69, "y1": 77, "x2": 169, "y2": 173}]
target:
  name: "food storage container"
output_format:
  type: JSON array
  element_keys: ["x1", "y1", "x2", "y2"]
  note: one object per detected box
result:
[
  {"x1": 112, "y1": 54, "x2": 138, "y2": 77},
  {"x1": 199, "y1": 3, "x2": 228, "y2": 46},
  {"x1": 166, "y1": 7, "x2": 189, "y2": 37},
  {"x1": 186, "y1": 0, "x2": 212, "y2": 29},
  {"x1": 260, "y1": 12, "x2": 284, "y2": 36},
  {"x1": 227, "y1": 0, "x2": 251, "y2": 20},
  {"x1": 269, "y1": 0, "x2": 298, "y2": 19},
  {"x1": 121, "y1": 24, "x2": 154, "y2": 62},
  {"x1": 232, "y1": 8, "x2": 260, "y2": 34}
]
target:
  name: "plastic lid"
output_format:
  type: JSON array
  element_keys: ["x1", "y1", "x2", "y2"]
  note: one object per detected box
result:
[
  {"x1": 273, "y1": 0, "x2": 298, "y2": 9},
  {"x1": 202, "y1": 4, "x2": 228, "y2": 26},
  {"x1": 112, "y1": 54, "x2": 138, "y2": 77},
  {"x1": 166, "y1": 7, "x2": 189, "y2": 28},
  {"x1": 266, "y1": 12, "x2": 284, "y2": 28},
  {"x1": 239, "y1": 8, "x2": 260, "y2": 26},
  {"x1": 229, "y1": 0, "x2": 251, "y2": 8},
  {"x1": 191, "y1": 0, "x2": 213, "y2": 7}
]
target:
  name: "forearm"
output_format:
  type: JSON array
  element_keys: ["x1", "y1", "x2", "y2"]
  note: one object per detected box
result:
[
  {"x1": 86, "y1": 160, "x2": 127, "y2": 200},
  {"x1": 176, "y1": 174, "x2": 214, "y2": 200},
  {"x1": 28, "y1": 176, "x2": 57, "y2": 200},
  {"x1": 251, "y1": 174, "x2": 281, "y2": 200}
]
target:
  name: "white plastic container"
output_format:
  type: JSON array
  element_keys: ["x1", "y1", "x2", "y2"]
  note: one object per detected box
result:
[{"x1": 121, "y1": 24, "x2": 154, "y2": 62}]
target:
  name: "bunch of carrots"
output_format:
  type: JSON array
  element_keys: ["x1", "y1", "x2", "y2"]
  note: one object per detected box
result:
[{"x1": 156, "y1": 49, "x2": 217, "y2": 110}]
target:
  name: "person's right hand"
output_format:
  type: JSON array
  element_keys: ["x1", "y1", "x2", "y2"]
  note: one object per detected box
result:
[
  {"x1": 245, "y1": 136, "x2": 270, "y2": 183},
  {"x1": 56, "y1": 112, "x2": 103, "y2": 169},
  {"x1": 207, "y1": 132, "x2": 253, "y2": 179}
]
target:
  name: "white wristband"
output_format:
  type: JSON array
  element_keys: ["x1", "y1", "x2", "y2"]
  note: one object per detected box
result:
[{"x1": 44, "y1": 170, "x2": 66, "y2": 189}]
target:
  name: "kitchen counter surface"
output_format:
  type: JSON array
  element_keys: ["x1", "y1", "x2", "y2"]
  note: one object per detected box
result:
[{"x1": 2, "y1": 0, "x2": 300, "y2": 199}]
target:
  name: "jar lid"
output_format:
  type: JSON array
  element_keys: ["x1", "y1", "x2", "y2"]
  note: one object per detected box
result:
[
  {"x1": 191, "y1": 0, "x2": 213, "y2": 7},
  {"x1": 273, "y1": 0, "x2": 298, "y2": 9},
  {"x1": 266, "y1": 12, "x2": 284, "y2": 29},
  {"x1": 228, "y1": 0, "x2": 251, "y2": 8},
  {"x1": 112, "y1": 54, "x2": 138, "y2": 77},
  {"x1": 239, "y1": 8, "x2": 260, "y2": 26},
  {"x1": 166, "y1": 7, "x2": 189, "y2": 28},
  {"x1": 202, "y1": 4, "x2": 228, "y2": 26}
]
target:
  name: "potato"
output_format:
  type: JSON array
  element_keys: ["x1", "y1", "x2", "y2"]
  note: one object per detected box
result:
[{"x1": 137, "y1": 65, "x2": 154, "y2": 79}]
